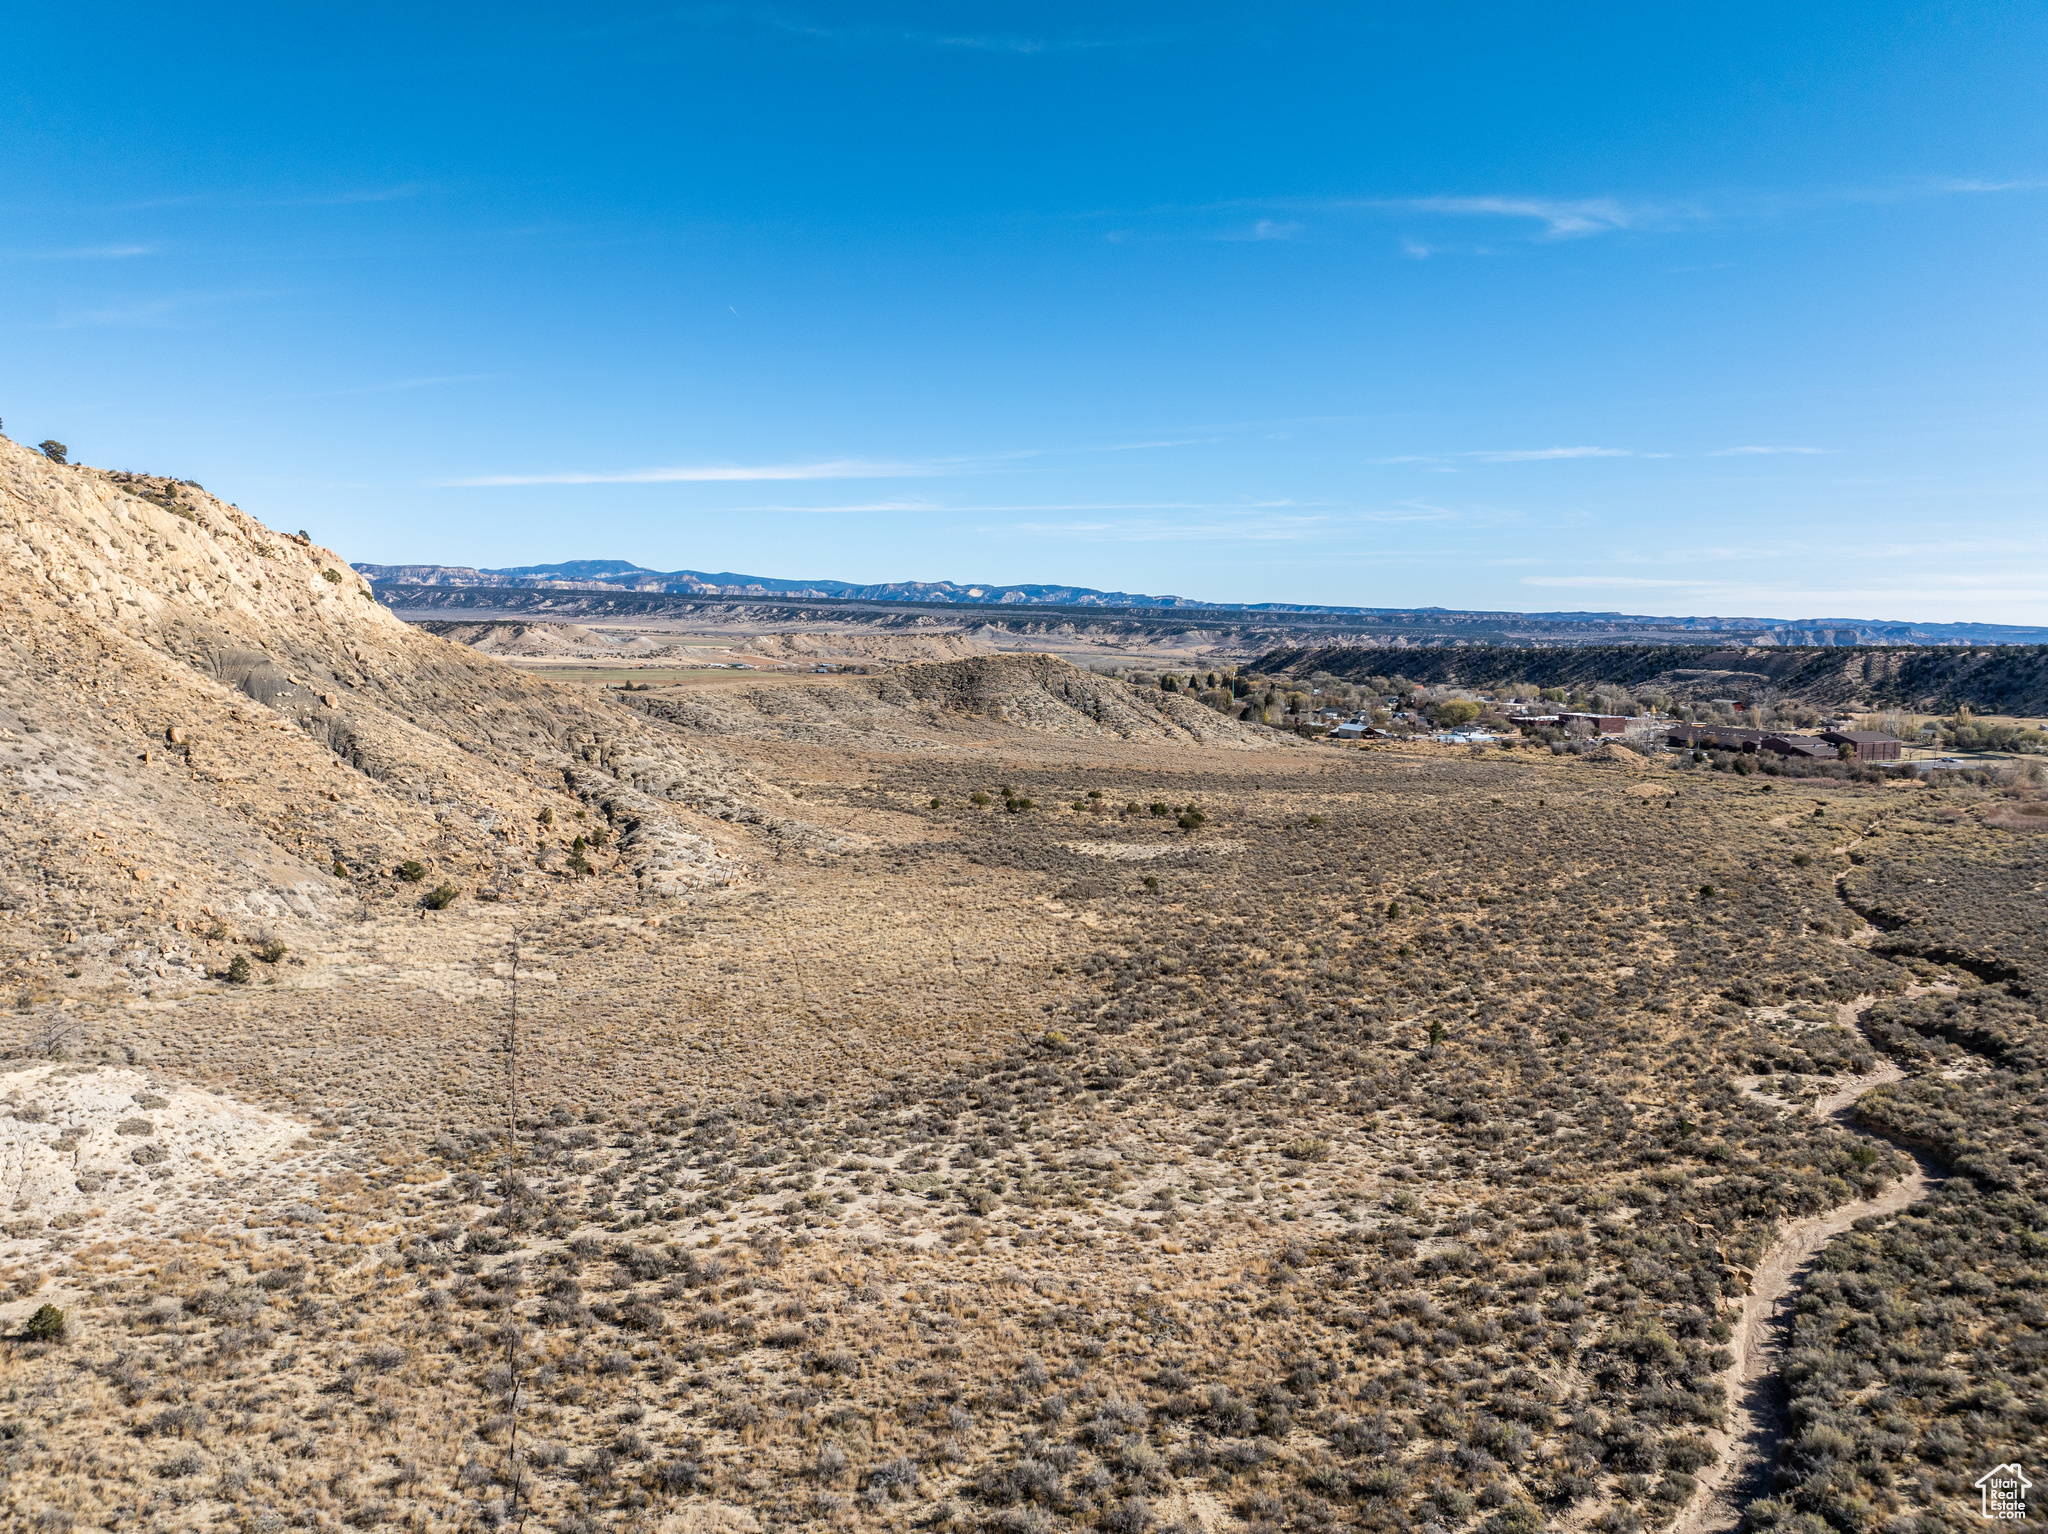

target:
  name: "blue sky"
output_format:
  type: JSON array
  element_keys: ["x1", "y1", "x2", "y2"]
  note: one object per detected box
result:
[{"x1": 7, "y1": 3, "x2": 2047, "y2": 621}]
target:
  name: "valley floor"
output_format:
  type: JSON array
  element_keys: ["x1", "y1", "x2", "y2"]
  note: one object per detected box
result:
[{"x1": 6, "y1": 719, "x2": 2042, "y2": 1534}]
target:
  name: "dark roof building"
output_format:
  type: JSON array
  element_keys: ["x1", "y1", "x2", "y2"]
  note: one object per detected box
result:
[
  {"x1": 1667, "y1": 724, "x2": 1834, "y2": 759},
  {"x1": 1667, "y1": 724, "x2": 1770, "y2": 750},
  {"x1": 1762, "y1": 734, "x2": 1834, "y2": 759},
  {"x1": 1820, "y1": 730, "x2": 1902, "y2": 761}
]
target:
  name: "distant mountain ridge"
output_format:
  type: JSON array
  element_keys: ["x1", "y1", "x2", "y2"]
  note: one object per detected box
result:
[
  {"x1": 355, "y1": 559, "x2": 1219, "y2": 609},
  {"x1": 353, "y1": 559, "x2": 2048, "y2": 647}
]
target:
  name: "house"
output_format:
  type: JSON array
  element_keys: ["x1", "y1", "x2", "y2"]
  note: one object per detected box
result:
[
  {"x1": 1668, "y1": 724, "x2": 1771, "y2": 752},
  {"x1": 1557, "y1": 712, "x2": 1629, "y2": 735},
  {"x1": 1331, "y1": 722, "x2": 1370, "y2": 740},
  {"x1": 1820, "y1": 729, "x2": 1902, "y2": 762},
  {"x1": 1669, "y1": 725, "x2": 1851, "y2": 762}
]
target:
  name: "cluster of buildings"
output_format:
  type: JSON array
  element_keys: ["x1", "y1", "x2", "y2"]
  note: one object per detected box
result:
[
  {"x1": 1283, "y1": 680, "x2": 1915, "y2": 765},
  {"x1": 1664, "y1": 725, "x2": 1902, "y2": 761},
  {"x1": 1303, "y1": 692, "x2": 1908, "y2": 765}
]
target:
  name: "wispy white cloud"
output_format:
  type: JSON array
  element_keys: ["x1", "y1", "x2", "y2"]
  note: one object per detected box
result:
[
  {"x1": 1395, "y1": 196, "x2": 1698, "y2": 240},
  {"x1": 1215, "y1": 219, "x2": 1303, "y2": 242},
  {"x1": 736, "y1": 499, "x2": 1308, "y2": 515},
  {"x1": 1709, "y1": 445, "x2": 1831, "y2": 456},
  {"x1": 1381, "y1": 445, "x2": 1805, "y2": 465},
  {"x1": 117, "y1": 183, "x2": 434, "y2": 212},
  {"x1": 61, "y1": 297, "x2": 189, "y2": 327},
  {"x1": 310, "y1": 373, "x2": 500, "y2": 398},
  {"x1": 1521, "y1": 571, "x2": 2048, "y2": 615},
  {"x1": 5, "y1": 244, "x2": 155, "y2": 261},
  {"x1": 270, "y1": 183, "x2": 433, "y2": 207},
  {"x1": 1473, "y1": 446, "x2": 1633, "y2": 462},
  {"x1": 1004, "y1": 515, "x2": 1329, "y2": 543},
  {"x1": 734, "y1": 7, "x2": 1145, "y2": 54},
  {"x1": 47, "y1": 289, "x2": 267, "y2": 329},
  {"x1": 448, "y1": 459, "x2": 941, "y2": 486},
  {"x1": 1522, "y1": 576, "x2": 1691, "y2": 589},
  {"x1": 746, "y1": 501, "x2": 948, "y2": 514},
  {"x1": 1361, "y1": 501, "x2": 1499, "y2": 524},
  {"x1": 1375, "y1": 446, "x2": 1635, "y2": 465},
  {"x1": 922, "y1": 30, "x2": 1128, "y2": 53},
  {"x1": 1088, "y1": 175, "x2": 2048, "y2": 254},
  {"x1": 990, "y1": 499, "x2": 1492, "y2": 542},
  {"x1": 1538, "y1": 535, "x2": 2048, "y2": 572},
  {"x1": 1361, "y1": 176, "x2": 2042, "y2": 241},
  {"x1": 1833, "y1": 176, "x2": 2048, "y2": 207}
]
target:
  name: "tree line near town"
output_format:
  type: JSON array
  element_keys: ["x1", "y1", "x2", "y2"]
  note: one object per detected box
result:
[
  {"x1": 1254, "y1": 644, "x2": 2048, "y2": 717},
  {"x1": 1097, "y1": 661, "x2": 2048, "y2": 761}
]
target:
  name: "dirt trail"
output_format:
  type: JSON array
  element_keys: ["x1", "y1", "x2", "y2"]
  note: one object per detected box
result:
[{"x1": 1674, "y1": 995, "x2": 1942, "y2": 1534}]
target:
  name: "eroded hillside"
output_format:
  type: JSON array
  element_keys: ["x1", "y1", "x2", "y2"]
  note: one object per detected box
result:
[{"x1": 620, "y1": 654, "x2": 1292, "y2": 751}]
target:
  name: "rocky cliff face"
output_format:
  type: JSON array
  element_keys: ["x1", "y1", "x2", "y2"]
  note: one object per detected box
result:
[{"x1": 0, "y1": 436, "x2": 811, "y2": 1008}]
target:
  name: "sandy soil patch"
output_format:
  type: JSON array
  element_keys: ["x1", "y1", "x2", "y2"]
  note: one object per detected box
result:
[
  {"x1": 1064, "y1": 838, "x2": 1245, "y2": 860},
  {"x1": 0, "y1": 1062, "x2": 304, "y2": 1259}
]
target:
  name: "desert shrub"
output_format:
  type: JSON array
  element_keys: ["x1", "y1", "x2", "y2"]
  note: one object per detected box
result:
[
  {"x1": 655, "y1": 1457, "x2": 700, "y2": 1493},
  {"x1": 421, "y1": 883, "x2": 460, "y2": 910},
  {"x1": 257, "y1": 937, "x2": 287, "y2": 963},
  {"x1": 23, "y1": 1304, "x2": 65, "y2": 1341},
  {"x1": 37, "y1": 440, "x2": 67, "y2": 464},
  {"x1": 224, "y1": 952, "x2": 252, "y2": 984},
  {"x1": 868, "y1": 1456, "x2": 920, "y2": 1494},
  {"x1": 397, "y1": 860, "x2": 427, "y2": 882},
  {"x1": 1102, "y1": 1498, "x2": 1153, "y2": 1533}
]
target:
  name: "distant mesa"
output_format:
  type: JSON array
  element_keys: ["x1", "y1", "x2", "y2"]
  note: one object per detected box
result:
[
  {"x1": 354, "y1": 559, "x2": 2048, "y2": 649},
  {"x1": 353, "y1": 559, "x2": 1194, "y2": 609}
]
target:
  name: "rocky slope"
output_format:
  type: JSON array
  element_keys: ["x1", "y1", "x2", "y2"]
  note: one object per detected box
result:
[
  {"x1": 0, "y1": 435, "x2": 821, "y2": 1011},
  {"x1": 412, "y1": 620, "x2": 669, "y2": 659},
  {"x1": 874, "y1": 653, "x2": 1287, "y2": 746},
  {"x1": 622, "y1": 653, "x2": 1296, "y2": 750}
]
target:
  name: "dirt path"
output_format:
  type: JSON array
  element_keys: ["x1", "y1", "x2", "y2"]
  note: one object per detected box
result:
[{"x1": 1674, "y1": 995, "x2": 1942, "y2": 1534}]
